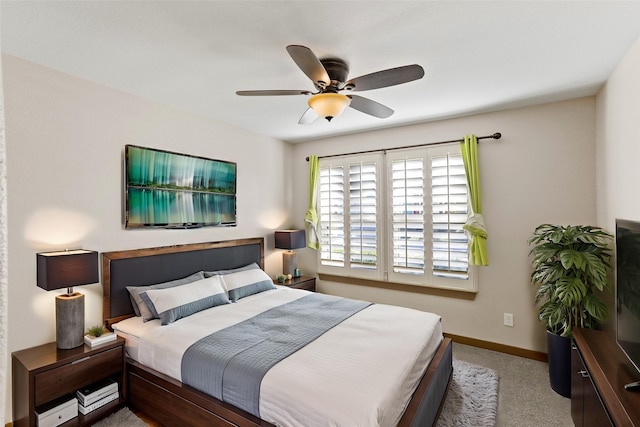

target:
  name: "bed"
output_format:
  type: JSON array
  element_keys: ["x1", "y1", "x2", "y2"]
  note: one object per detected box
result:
[{"x1": 102, "y1": 237, "x2": 453, "y2": 427}]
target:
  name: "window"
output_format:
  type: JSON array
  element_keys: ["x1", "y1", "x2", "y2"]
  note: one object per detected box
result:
[
  {"x1": 319, "y1": 165, "x2": 345, "y2": 267},
  {"x1": 318, "y1": 145, "x2": 476, "y2": 292},
  {"x1": 390, "y1": 156, "x2": 424, "y2": 276},
  {"x1": 349, "y1": 162, "x2": 378, "y2": 270},
  {"x1": 430, "y1": 152, "x2": 469, "y2": 279},
  {"x1": 319, "y1": 154, "x2": 381, "y2": 280}
]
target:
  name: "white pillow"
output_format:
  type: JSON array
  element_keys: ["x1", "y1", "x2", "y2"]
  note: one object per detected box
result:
[
  {"x1": 127, "y1": 271, "x2": 205, "y2": 321},
  {"x1": 140, "y1": 275, "x2": 230, "y2": 325},
  {"x1": 221, "y1": 268, "x2": 276, "y2": 302}
]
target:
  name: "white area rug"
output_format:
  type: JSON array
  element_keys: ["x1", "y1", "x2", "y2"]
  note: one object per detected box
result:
[
  {"x1": 91, "y1": 407, "x2": 147, "y2": 427},
  {"x1": 437, "y1": 359, "x2": 500, "y2": 427}
]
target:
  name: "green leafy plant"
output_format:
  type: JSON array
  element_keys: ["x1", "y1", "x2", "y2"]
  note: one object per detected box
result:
[
  {"x1": 276, "y1": 274, "x2": 286, "y2": 283},
  {"x1": 528, "y1": 224, "x2": 613, "y2": 337},
  {"x1": 86, "y1": 325, "x2": 105, "y2": 337}
]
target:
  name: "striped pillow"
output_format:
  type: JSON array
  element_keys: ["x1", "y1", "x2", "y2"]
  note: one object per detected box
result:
[
  {"x1": 140, "y1": 275, "x2": 230, "y2": 325},
  {"x1": 221, "y1": 268, "x2": 277, "y2": 302},
  {"x1": 127, "y1": 271, "x2": 205, "y2": 321}
]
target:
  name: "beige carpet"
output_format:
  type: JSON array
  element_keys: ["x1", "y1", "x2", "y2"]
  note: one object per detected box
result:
[
  {"x1": 91, "y1": 407, "x2": 147, "y2": 427},
  {"x1": 452, "y1": 342, "x2": 572, "y2": 426}
]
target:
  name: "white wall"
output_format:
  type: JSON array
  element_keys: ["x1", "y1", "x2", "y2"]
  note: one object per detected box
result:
[
  {"x1": 2, "y1": 55, "x2": 293, "y2": 421},
  {"x1": 596, "y1": 37, "x2": 640, "y2": 231},
  {"x1": 292, "y1": 97, "x2": 598, "y2": 354},
  {"x1": 595, "y1": 36, "x2": 640, "y2": 323}
]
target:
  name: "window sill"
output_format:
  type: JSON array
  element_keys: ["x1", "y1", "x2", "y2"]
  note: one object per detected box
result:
[{"x1": 318, "y1": 273, "x2": 478, "y2": 300}]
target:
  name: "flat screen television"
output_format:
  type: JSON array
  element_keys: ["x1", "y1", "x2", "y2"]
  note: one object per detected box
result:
[
  {"x1": 125, "y1": 145, "x2": 237, "y2": 229},
  {"x1": 615, "y1": 218, "x2": 640, "y2": 389}
]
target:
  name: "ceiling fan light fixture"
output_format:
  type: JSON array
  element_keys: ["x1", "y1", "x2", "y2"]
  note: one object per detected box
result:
[{"x1": 308, "y1": 93, "x2": 351, "y2": 122}]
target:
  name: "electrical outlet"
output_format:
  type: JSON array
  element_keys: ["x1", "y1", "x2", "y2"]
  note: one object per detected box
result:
[{"x1": 504, "y1": 313, "x2": 514, "y2": 327}]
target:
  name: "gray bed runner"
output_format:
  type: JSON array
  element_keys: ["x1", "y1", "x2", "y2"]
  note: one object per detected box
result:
[{"x1": 181, "y1": 292, "x2": 371, "y2": 417}]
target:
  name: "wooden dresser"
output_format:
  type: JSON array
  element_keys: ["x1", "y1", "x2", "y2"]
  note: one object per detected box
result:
[{"x1": 572, "y1": 328, "x2": 640, "y2": 426}]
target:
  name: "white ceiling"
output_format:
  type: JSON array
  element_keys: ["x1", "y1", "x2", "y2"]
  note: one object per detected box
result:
[{"x1": 3, "y1": 1, "x2": 640, "y2": 143}]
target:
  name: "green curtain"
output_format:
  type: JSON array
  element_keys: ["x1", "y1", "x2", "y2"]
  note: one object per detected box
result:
[
  {"x1": 461, "y1": 135, "x2": 489, "y2": 266},
  {"x1": 305, "y1": 155, "x2": 320, "y2": 249}
]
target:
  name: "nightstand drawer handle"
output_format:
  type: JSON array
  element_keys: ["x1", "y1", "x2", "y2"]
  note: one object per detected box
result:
[
  {"x1": 72, "y1": 356, "x2": 91, "y2": 364},
  {"x1": 579, "y1": 370, "x2": 589, "y2": 378}
]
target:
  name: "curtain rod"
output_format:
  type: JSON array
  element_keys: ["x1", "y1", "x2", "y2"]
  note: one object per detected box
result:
[{"x1": 305, "y1": 132, "x2": 502, "y2": 161}]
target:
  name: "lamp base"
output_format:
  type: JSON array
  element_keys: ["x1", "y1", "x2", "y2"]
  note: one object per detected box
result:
[
  {"x1": 282, "y1": 251, "x2": 298, "y2": 276},
  {"x1": 56, "y1": 292, "x2": 84, "y2": 349}
]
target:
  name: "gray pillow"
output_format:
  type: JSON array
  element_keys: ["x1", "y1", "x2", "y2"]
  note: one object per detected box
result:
[
  {"x1": 221, "y1": 268, "x2": 277, "y2": 302},
  {"x1": 139, "y1": 275, "x2": 230, "y2": 325},
  {"x1": 203, "y1": 262, "x2": 260, "y2": 278},
  {"x1": 127, "y1": 271, "x2": 205, "y2": 321}
]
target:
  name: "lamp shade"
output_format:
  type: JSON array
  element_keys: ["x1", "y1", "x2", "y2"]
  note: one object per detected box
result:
[
  {"x1": 275, "y1": 230, "x2": 306, "y2": 250},
  {"x1": 37, "y1": 250, "x2": 99, "y2": 291},
  {"x1": 308, "y1": 93, "x2": 351, "y2": 121}
]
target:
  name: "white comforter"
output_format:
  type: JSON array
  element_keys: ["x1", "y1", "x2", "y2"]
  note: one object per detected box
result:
[{"x1": 113, "y1": 287, "x2": 443, "y2": 427}]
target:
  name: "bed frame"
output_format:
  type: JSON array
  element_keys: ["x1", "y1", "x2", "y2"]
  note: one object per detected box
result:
[{"x1": 102, "y1": 237, "x2": 453, "y2": 427}]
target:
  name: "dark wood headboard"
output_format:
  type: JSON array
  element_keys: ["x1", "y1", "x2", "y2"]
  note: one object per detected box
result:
[{"x1": 102, "y1": 237, "x2": 264, "y2": 329}]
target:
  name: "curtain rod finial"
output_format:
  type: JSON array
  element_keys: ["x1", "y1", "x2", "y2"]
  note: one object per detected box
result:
[
  {"x1": 492, "y1": 132, "x2": 502, "y2": 139},
  {"x1": 305, "y1": 156, "x2": 310, "y2": 162}
]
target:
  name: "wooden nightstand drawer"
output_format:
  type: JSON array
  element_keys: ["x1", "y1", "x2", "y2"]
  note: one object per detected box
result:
[{"x1": 34, "y1": 346, "x2": 122, "y2": 406}]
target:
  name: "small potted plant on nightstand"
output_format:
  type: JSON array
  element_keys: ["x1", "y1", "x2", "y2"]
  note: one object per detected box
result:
[
  {"x1": 528, "y1": 224, "x2": 613, "y2": 398},
  {"x1": 84, "y1": 325, "x2": 116, "y2": 347}
]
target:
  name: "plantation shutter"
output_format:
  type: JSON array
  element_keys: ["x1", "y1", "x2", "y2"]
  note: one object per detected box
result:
[
  {"x1": 431, "y1": 153, "x2": 469, "y2": 279},
  {"x1": 317, "y1": 147, "x2": 475, "y2": 291},
  {"x1": 391, "y1": 157, "x2": 425, "y2": 276},
  {"x1": 319, "y1": 165, "x2": 345, "y2": 267},
  {"x1": 349, "y1": 162, "x2": 378, "y2": 270}
]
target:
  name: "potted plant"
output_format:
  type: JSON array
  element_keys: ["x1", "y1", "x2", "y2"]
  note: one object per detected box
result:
[{"x1": 528, "y1": 224, "x2": 613, "y2": 397}]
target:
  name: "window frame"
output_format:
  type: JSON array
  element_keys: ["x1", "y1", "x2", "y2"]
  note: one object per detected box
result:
[{"x1": 317, "y1": 145, "x2": 477, "y2": 292}]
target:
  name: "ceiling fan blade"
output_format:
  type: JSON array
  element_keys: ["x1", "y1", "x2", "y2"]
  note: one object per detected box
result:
[
  {"x1": 298, "y1": 107, "x2": 318, "y2": 125},
  {"x1": 345, "y1": 64, "x2": 425, "y2": 92},
  {"x1": 236, "y1": 90, "x2": 311, "y2": 96},
  {"x1": 348, "y1": 95, "x2": 394, "y2": 118},
  {"x1": 286, "y1": 45, "x2": 331, "y2": 88}
]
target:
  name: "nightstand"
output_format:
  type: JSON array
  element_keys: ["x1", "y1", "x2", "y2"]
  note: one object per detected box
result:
[
  {"x1": 278, "y1": 275, "x2": 316, "y2": 292},
  {"x1": 12, "y1": 337, "x2": 125, "y2": 427}
]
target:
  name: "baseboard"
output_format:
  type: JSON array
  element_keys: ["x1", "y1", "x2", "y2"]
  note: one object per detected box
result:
[{"x1": 444, "y1": 333, "x2": 548, "y2": 362}]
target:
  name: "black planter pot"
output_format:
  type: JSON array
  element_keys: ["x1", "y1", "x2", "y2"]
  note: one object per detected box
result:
[{"x1": 547, "y1": 330, "x2": 571, "y2": 398}]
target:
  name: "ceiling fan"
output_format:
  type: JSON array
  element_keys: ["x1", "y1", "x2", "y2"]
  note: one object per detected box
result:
[{"x1": 236, "y1": 45, "x2": 425, "y2": 124}]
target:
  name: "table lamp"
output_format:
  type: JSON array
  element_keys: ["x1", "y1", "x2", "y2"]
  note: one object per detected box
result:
[
  {"x1": 37, "y1": 249, "x2": 99, "y2": 349},
  {"x1": 275, "y1": 230, "x2": 306, "y2": 277}
]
